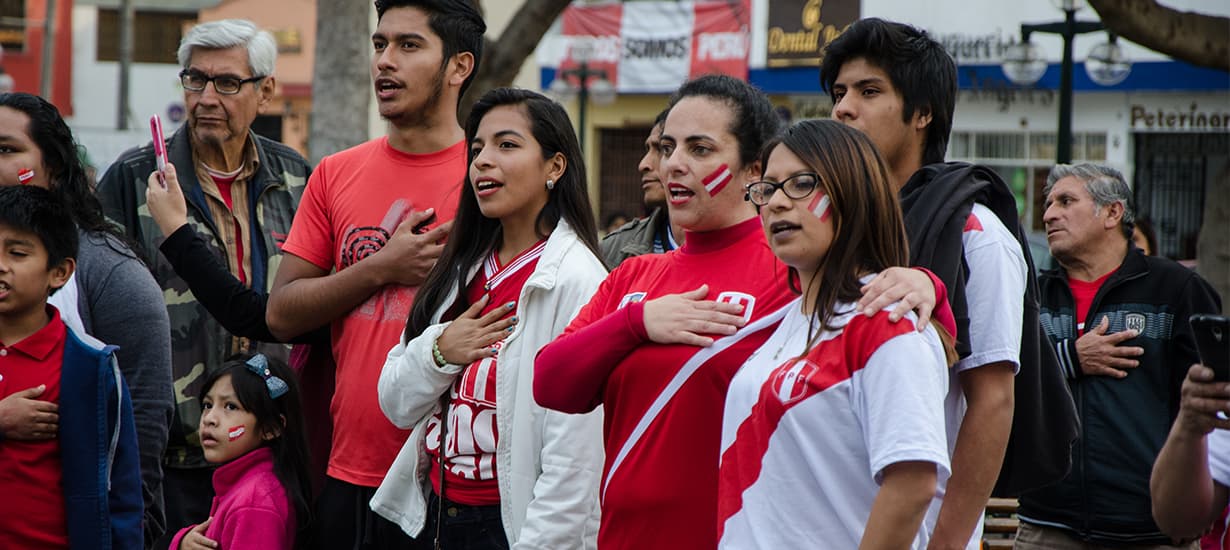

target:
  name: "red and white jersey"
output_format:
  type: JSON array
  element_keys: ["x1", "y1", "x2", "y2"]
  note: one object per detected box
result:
[
  {"x1": 1208, "y1": 429, "x2": 1230, "y2": 549},
  {"x1": 425, "y1": 241, "x2": 545, "y2": 505},
  {"x1": 560, "y1": 219, "x2": 796, "y2": 550},
  {"x1": 941, "y1": 203, "x2": 1028, "y2": 548},
  {"x1": 718, "y1": 296, "x2": 950, "y2": 549}
]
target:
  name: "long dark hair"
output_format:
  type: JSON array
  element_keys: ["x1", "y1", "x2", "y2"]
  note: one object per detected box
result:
[
  {"x1": 199, "y1": 354, "x2": 313, "y2": 544},
  {"x1": 0, "y1": 92, "x2": 144, "y2": 262},
  {"x1": 406, "y1": 88, "x2": 601, "y2": 338},
  {"x1": 760, "y1": 120, "x2": 910, "y2": 345}
]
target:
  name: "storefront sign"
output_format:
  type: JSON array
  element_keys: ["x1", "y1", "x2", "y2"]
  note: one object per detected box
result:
[
  {"x1": 766, "y1": 0, "x2": 858, "y2": 68},
  {"x1": 933, "y1": 30, "x2": 1019, "y2": 65},
  {"x1": 961, "y1": 70, "x2": 1056, "y2": 112},
  {"x1": 1131, "y1": 103, "x2": 1230, "y2": 132},
  {"x1": 556, "y1": 1, "x2": 750, "y2": 93}
]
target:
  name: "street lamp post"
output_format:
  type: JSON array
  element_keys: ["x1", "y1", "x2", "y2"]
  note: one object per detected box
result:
[
  {"x1": 1003, "y1": 0, "x2": 1131, "y2": 164},
  {"x1": 549, "y1": 40, "x2": 615, "y2": 152}
]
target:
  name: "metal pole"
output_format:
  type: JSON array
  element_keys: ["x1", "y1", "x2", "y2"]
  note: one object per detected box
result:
[
  {"x1": 117, "y1": 0, "x2": 134, "y2": 129},
  {"x1": 577, "y1": 62, "x2": 589, "y2": 153},
  {"x1": 38, "y1": 0, "x2": 56, "y2": 99},
  {"x1": 1057, "y1": 8, "x2": 1075, "y2": 165}
]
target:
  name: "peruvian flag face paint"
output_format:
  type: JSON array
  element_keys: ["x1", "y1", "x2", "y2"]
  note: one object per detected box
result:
[
  {"x1": 701, "y1": 164, "x2": 733, "y2": 196},
  {"x1": 809, "y1": 191, "x2": 832, "y2": 222},
  {"x1": 227, "y1": 426, "x2": 246, "y2": 441},
  {"x1": 17, "y1": 168, "x2": 34, "y2": 185}
]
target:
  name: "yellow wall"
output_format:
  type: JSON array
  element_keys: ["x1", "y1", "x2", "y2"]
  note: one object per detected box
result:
[
  {"x1": 198, "y1": 0, "x2": 317, "y2": 156},
  {"x1": 555, "y1": 94, "x2": 671, "y2": 213}
]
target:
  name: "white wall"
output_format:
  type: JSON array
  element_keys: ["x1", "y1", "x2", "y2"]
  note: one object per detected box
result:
[{"x1": 68, "y1": 5, "x2": 186, "y2": 170}]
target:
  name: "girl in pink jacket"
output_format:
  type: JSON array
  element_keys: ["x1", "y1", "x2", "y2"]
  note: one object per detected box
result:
[{"x1": 172, "y1": 354, "x2": 312, "y2": 550}]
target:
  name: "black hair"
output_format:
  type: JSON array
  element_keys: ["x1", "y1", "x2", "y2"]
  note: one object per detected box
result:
[
  {"x1": 819, "y1": 18, "x2": 957, "y2": 166},
  {"x1": 666, "y1": 75, "x2": 781, "y2": 168},
  {"x1": 652, "y1": 107, "x2": 669, "y2": 128},
  {"x1": 374, "y1": 0, "x2": 486, "y2": 98},
  {"x1": 1133, "y1": 217, "x2": 1158, "y2": 256},
  {"x1": 198, "y1": 354, "x2": 313, "y2": 545},
  {"x1": 0, "y1": 93, "x2": 144, "y2": 263},
  {"x1": 0, "y1": 184, "x2": 78, "y2": 270},
  {"x1": 406, "y1": 87, "x2": 602, "y2": 338}
]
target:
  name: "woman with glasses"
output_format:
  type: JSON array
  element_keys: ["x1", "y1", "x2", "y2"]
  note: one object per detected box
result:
[
  {"x1": 534, "y1": 76, "x2": 949, "y2": 550},
  {"x1": 717, "y1": 119, "x2": 954, "y2": 549}
]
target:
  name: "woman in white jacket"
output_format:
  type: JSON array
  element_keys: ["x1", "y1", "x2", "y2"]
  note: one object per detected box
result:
[{"x1": 372, "y1": 87, "x2": 606, "y2": 549}]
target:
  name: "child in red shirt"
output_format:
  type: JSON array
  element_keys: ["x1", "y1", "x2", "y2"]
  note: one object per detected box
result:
[{"x1": 0, "y1": 185, "x2": 142, "y2": 549}]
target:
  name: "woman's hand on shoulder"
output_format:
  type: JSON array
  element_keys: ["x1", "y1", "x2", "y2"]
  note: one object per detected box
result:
[
  {"x1": 642, "y1": 285, "x2": 747, "y2": 347},
  {"x1": 435, "y1": 294, "x2": 518, "y2": 366},
  {"x1": 857, "y1": 267, "x2": 936, "y2": 331}
]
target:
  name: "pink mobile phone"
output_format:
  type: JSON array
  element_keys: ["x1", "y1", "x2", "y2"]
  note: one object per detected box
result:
[{"x1": 150, "y1": 114, "x2": 167, "y2": 187}]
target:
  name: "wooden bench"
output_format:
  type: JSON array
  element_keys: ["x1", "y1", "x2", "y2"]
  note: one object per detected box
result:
[{"x1": 982, "y1": 497, "x2": 1020, "y2": 549}]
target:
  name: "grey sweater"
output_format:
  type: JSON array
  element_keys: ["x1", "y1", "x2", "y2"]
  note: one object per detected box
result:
[{"x1": 56, "y1": 230, "x2": 173, "y2": 546}]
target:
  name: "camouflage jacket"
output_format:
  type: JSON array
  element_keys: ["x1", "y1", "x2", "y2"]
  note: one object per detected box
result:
[{"x1": 96, "y1": 125, "x2": 311, "y2": 469}]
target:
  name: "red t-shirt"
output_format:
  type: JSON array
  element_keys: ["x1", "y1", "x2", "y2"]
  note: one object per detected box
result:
[
  {"x1": 0, "y1": 308, "x2": 68, "y2": 548},
  {"x1": 212, "y1": 173, "x2": 247, "y2": 286},
  {"x1": 545, "y1": 218, "x2": 796, "y2": 550},
  {"x1": 281, "y1": 137, "x2": 465, "y2": 487},
  {"x1": 426, "y1": 240, "x2": 546, "y2": 505},
  {"x1": 1069, "y1": 270, "x2": 1116, "y2": 335}
]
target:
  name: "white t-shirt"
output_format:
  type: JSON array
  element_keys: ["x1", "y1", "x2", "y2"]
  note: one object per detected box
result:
[
  {"x1": 717, "y1": 296, "x2": 951, "y2": 549},
  {"x1": 932, "y1": 203, "x2": 1028, "y2": 549}
]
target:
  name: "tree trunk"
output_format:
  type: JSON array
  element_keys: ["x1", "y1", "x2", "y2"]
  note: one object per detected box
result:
[
  {"x1": 309, "y1": 0, "x2": 371, "y2": 165},
  {"x1": 1087, "y1": 0, "x2": 1229, "y2": 73},
  {"x1": 459, "y1": 0, "x2": 573, "y2": 123},
  {"x1": 1197, "y1": 162, "x2": 1230, "y2": 314}
]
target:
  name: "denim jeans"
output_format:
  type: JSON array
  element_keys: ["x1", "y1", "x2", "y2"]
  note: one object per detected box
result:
[{"x1": 419, "y1": 493, "x2": 509, "y2": 550}]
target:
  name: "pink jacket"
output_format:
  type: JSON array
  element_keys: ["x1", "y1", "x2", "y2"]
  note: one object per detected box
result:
[{"x1": 170, "y1": 447, "x2": 295, "y2": 550}]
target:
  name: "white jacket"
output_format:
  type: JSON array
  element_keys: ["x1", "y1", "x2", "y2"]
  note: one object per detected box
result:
[{"x1": 371, "y1": 221, "x2": 606, "y2": 549}]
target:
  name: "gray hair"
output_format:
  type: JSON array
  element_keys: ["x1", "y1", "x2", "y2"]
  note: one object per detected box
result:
[
  {"x1": 178, "y1": 19, "x2": 277, "y2": 77},
  {"x1": 1045, "y1": 163, "x2": 1135, "y2": 239}
]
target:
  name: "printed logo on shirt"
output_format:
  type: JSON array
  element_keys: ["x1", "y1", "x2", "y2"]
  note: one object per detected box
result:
[
  {"x1": 425, "y1": 351, "x2": 500, "y2": 481},
  {"x1": 717, "y1": 291, "x2": 756, "y2": 324},
  {"x1": 770, "y1": 358, "x2": 821, "y2": 405},
  {"x1": 1125, "y1": 313, "x2": 1146, "y2": 334},
  {"x1": 619, "y1": 292, "x2": 648, "y2": 309}
]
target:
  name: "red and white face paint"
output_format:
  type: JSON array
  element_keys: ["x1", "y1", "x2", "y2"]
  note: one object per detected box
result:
[
  {"x1": 227, "y1": 426, "x2": 246, "y2": 441},
  {"x1": 808, "y1": 191, "x2": 832, "y2": 222},
  {"x1": 702, "y1": 163, "x2": 733, "y2": 196},
  {"x1": 17, "y1": 168, "x2": 33, "y2": 185}
]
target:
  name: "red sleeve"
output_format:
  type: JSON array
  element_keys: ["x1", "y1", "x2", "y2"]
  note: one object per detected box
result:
[
  {"x1": 534, "y1": 271, "x2": 649, "y2": 413},
  {"x1": 914, "y1": 266, "x2": 956, "y2": 337},
  {"x1": 280, "y1": 156, "x2": 334, "y2": 270}
]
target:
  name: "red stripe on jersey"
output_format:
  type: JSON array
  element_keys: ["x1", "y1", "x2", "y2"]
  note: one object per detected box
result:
[
  {"x1": 716, "y1": 311, "x2": 915, "y2": 537},
  {"x1": 963, "y1": 212, "x2": 983, "y2": 232}
]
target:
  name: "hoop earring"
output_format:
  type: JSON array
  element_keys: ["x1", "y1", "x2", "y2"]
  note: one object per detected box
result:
[{"x1": 546, "y1": 179, "x2": 555, "y2": 190}]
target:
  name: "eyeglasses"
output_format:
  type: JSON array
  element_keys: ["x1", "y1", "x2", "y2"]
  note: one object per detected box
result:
[
  {"x1": 179, "y1": 70, "x2": 265, "y2": 95},
  {"x1": 745, "y1": 173, "x2": 821, "y2": 206}
]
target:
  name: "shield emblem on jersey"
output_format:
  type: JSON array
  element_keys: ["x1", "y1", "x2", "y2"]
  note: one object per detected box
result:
[
  {"x1": 1125, "y1": 313, "x2": 1146, "y2": 334},
  {"x1": 716, "y1": 291, "x2": 756, "y2": 325},
  {"x1": 770, "y1": 359, "x2": 820, "y2": 406},
  {"x1": 619, "y1": 292, "x2": 647, "y2": 309}
]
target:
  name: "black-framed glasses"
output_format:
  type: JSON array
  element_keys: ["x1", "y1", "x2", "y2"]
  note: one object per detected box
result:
[
  {"x1": 745, "y1": 173, "x2": 821, "y2": 206},
  {"x1": 179, "y1": 70, "x2": 265, "y2": 95}
]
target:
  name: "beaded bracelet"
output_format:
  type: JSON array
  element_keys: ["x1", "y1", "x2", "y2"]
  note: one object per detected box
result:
[{"x1": 432, "y1": 338, "x2": 448, "y2": 367}]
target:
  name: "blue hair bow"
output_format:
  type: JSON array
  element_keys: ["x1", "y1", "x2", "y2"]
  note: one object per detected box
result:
[{"x1": 245, "y1": 354, "x2": 289, "y2": 399}]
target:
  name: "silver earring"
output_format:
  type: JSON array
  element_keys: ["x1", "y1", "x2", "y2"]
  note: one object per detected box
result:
[{"x1": 546, "y1": 179, "x2": 555, "y2": 190}]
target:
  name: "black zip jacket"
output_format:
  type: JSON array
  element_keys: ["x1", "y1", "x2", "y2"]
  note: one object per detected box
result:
[{"x1": 1020, "y1": 247, "x2": 1221, "y2": 544}]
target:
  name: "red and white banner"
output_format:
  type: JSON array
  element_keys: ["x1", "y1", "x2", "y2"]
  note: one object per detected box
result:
[{"x1": 545, "y1": 1, "x2": 751, "y2": 94}]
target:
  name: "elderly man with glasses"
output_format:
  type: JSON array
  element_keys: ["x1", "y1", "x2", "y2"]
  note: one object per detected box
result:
[{"x1": 96, "y1": 18, "x2": 312, "y2": 547}]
